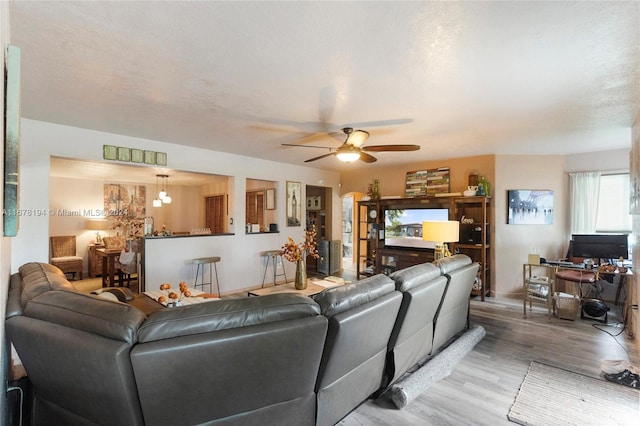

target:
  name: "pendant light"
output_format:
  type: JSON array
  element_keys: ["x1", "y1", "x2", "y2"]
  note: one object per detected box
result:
[
  {"x1": 160, "y1": 174, "x2": 172, "y2": 204},
  {"x1": 153, "y1": 175, "x2": 163, "y2": 207}
]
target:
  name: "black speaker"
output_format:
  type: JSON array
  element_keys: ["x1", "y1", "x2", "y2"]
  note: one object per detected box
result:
[{"x1": 269, "y1": 223, "x2": 278, "y2": 232}]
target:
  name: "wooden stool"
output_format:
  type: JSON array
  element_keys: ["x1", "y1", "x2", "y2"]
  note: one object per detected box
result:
[
  {"x1": 193, "y1": 257, "x2": 221, "y2": 296},
  {"x1": 260, "y1": 250, "x2": 287, "y2": 287}
]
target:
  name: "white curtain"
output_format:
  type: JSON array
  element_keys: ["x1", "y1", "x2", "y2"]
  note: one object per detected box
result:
[{"x1": 569, "y1": 171, "x2": 601, "y2": 235}]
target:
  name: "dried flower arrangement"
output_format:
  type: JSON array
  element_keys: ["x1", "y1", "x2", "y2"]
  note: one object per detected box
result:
[{"x1": 281, "y1": 226, "x2": 320, "y2": 262}]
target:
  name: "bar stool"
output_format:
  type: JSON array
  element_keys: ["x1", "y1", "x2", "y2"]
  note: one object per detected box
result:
[
  {"x1": 193, "y1": 256, "x2": 221, "y2": 296},
  {"x1": 260, "y1": 250, "x2": 287, "y2": 287}
]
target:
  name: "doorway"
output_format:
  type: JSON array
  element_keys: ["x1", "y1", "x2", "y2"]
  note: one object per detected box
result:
[{"x1": 341, "y1": 192, "x2": 363, "y2": 275}]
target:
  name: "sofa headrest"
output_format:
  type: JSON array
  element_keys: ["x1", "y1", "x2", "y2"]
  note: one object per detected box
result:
[
  {"x1": 137, "y1": 293, "x2": 321, "y2": 343},
  {"x1": 19, "y1": 262, "x2": 77, "y2": 306},
  {"x1": 432, "y1": 254, "x2": 472, "y2": 275},
  {"x1": 313, "y1": 274, "x2": 396, "y2": 318},
  {"x1": 389, "y1": 262, "x2": 442, "y2": 292},
  {"x1": 24, "y1": 290, "x2": 146, "y2": 344}
]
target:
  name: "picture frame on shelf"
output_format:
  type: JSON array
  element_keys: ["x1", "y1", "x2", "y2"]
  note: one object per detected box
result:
[
  {"x1": 507, "y1": 189, "x2": 554, "y2": 225},
  {"x1": 286, "y1": 181, "x2": 301, "y2": 226}
]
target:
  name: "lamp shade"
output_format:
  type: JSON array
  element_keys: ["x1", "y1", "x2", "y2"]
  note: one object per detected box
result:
[
  {"x1": 85, "y1": 219, "x2": 109, "y2": 231},
  {"x1": 422, "y1": 220, "x2": 459, "y2": 243}
]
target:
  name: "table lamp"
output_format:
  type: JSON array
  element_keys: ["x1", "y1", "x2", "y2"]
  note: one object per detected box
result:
[
  {"x1": 85, "y1": 219, "x2": 109, "y2": 244},
  {"x1": 422, "y1": 220, "x2": 460, "y2": 260}
]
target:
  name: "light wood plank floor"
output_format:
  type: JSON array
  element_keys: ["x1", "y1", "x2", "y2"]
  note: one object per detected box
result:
[{"x1": 339, "y1": 296, "x2": 639, "y2": 426}]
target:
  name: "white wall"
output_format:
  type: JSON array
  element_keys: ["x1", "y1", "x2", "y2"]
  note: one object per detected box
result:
[{"x1": 14, "y1": 119, "x2": 341, "y2": 294}]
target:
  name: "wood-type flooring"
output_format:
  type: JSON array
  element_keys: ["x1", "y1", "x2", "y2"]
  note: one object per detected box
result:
[{"x1": 339, "y1": 296, "x2": 639, "y2": 425}]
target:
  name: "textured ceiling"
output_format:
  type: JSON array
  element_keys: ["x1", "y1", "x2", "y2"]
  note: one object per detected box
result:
[{"x1": 9, "y1": 1, "x2": 640, "y2": 173}]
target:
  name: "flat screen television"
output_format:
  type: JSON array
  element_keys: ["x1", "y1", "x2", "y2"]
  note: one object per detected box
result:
[
  {"x1": 384, "y1": 208, "x2": 449, "y2": 250},
  {"x1": 570, "y1": 234, "x2": 629, "y2": 260}
]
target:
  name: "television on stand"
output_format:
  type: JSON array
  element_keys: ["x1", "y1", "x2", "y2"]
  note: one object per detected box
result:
[{"x1": 384, "y1": 208, "x2": 449, "y2": 250}]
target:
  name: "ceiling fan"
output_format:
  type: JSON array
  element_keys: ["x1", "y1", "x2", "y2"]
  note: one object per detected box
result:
[{"x1": 282, "y1": 127, "x2": 420, "y2": 163}]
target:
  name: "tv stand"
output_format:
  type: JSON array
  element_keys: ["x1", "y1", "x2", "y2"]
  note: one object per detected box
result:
[{"x1": 378, "y1": 247, "x2": 433, "y2": 275}]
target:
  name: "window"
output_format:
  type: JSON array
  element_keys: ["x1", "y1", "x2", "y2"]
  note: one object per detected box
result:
[{"x1": 595, "y1": 173, "x2": 631, "y2": 233}]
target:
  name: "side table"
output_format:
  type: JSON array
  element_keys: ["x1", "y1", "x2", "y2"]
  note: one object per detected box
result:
[
  {"x1": 523, "y1": 263, "x2": 556, "y2": 320},
  {"x1": 88, "y1": 243, "x2": 105, "y2": 278}
]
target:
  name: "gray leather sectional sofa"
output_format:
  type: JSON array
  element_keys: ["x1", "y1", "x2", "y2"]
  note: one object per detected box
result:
[{"x1": 5, "y1": 255, "x2": 478, "y2": 426}]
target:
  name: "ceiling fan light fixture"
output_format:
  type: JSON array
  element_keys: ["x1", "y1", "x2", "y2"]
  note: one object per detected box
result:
[{"x1": 336, "y1": 145, "x2": 361, "y2": 162}]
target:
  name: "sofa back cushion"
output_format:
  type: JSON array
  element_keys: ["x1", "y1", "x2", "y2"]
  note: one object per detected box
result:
[
  {"x1": 137, "y1": 293, "x2": 321, "y2": 343},
  {"x1": 313, "y1": 274, "x2": 396, "y2": 318},
  {"x1": 313, "y1": 274, "x2": 403, "y2": 426},
  {"x1": 432, "y1": 255, "x2": 479, "y2": 352},
  {"x1": 385, "y1": 263, "x2": 448, "y2": 387},
  {"x1": 131, "y1": 294, "x2": 328, "y2": 426},
  {"x1": 19, "y1": 262, "x2": 77, "y2": 307},
  {"x1": 389, "y1": 262, "x2": 442, "y2": 292},
  {"x1": 24, "y1": 290, "x2": 146, "y2": 344}
]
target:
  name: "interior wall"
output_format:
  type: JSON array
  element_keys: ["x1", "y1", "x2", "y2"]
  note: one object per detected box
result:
[
  {"x1": 12, "y1": 119, "x2": 341, "y2": 295},
  {"x1": 340, "y1": 155, "x2": 496, "y2": 197},
  {"x1": 494, "y1": 154, "x2": 566, "y2": 297},
  {"x1": 0, "y1": 3, "x2": 11, "y2": 423}
]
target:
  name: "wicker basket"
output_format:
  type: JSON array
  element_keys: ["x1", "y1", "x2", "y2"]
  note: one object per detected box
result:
[{"x1": 554, "y1": 292, "x2": 580, "y2": 320}]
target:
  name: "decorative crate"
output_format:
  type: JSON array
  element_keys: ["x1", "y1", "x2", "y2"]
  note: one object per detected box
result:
[{"x1": 554, "y1": 292, "x2": 580, "y2": 320}]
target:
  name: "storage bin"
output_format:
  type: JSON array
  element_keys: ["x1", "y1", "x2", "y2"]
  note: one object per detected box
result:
[{"x1": 554, "y1": 292, "x2": 580, "y2": 320}]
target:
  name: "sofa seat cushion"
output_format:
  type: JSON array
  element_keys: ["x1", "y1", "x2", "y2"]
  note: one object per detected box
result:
[
  {"x1": 25, "y1": 290, "x2": 146, "y2": 344},
  {"x1": 137, "y1": 293, "x2": 321, "y2": 343},
  {"x1": 19, "y1": 262, "x2": 77, "y2": 306},
  {"x1": 389, "y1": 262, "x2": 442, "y2": 292},
  {"x1": 313, "y1": 274, "x2": 396, "y2": 318}
]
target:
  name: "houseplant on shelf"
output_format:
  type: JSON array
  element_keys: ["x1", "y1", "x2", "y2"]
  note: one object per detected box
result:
[{"x1": 281, "y1": 226, "x2": 319, "y2": 289}]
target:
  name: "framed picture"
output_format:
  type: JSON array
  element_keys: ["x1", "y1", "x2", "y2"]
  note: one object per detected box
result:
[
  {"x1": 131, "y1": 149, "x2": 144, "y2": 163},
  {"x1": 103, "y1": 145, "x2": 117, "y2": 161},
  {"x1": 155, "y1": 152, "x2": 167, "y2": 166},
  {"x1": 266, "y1": 188, "x2": 276, "y2": 210},
  {"x1": 405, "y1": 167, "x2": 450, "y2": 197},
  {"x1": 144, "y1": 150, "x2": 156, "y2": 165},
  {"x1": 117, "y1": 147, "x2": 131, "y2": 162},
  {"x1": 286, "y1": 181, "x2": 302, "y2": 226},
  {"x1": 507, "y1": 190, "x2": 554, "y2": 224},
  {"x1": 3, "y1": 45, "x2": 21, "y2": 236}
]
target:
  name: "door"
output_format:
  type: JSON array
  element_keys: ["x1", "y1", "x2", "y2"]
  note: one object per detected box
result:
[{"x1": 205, "y1": 195, "x2": 225, "y2": 234}]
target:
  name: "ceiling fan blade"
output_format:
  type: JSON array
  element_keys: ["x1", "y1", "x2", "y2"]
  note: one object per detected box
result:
[
  {"x1": 346, "y1": 118, "x2": 413, "y2": 128},
  {"x1": 359, "y1": 152, "x2": 377, "y2": 163},
  {"x1": 282, "y1": 143, "x2": 334, "y2": 150},
  {"x1": 362, "y1": 144, "x2": 420, "y2": 152},
  {"x1": 305, "y1": 152, "x2": 336, "y2": 163}
]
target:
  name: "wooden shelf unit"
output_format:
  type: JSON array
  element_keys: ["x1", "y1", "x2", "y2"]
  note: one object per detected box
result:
[
  {"x1": 356, "y1": 196, "x2": 492, "y2": 300},
  {"x1": 450, "y1": 196, "x2": 491, "y2": 300}
]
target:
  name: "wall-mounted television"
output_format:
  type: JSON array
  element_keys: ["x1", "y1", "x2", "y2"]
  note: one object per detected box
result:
[
  {"x1": 570, "y1": 234, "x2": 629, "y2": 260},
  {"x1": 384, "y1": 208, "x2": 449, "y2": 250}
]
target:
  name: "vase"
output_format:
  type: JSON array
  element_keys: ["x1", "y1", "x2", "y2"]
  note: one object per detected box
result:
[{"x1": 294, "y1": 259, "x2": 307, "y2": 290}]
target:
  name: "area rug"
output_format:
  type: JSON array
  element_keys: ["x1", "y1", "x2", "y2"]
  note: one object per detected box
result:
[{"x1": 508, "y1": 361, "x2": 639, "y2": 426}]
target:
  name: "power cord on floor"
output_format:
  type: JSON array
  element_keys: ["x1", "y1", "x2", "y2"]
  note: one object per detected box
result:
[
  {"x1": 7, "y1": 386, "x2": 23, "y2": 426},
  {"x1": 592, "y1": 304, "x2": 638, "y2": 353}
]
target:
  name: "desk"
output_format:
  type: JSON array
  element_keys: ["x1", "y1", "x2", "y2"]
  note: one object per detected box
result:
[
  {"x1": 554, "y1": 263, "x2": 632, "y2": 305},
  {"x1": 97, "y1": 248, "x2": 123, "y2": 287}
]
